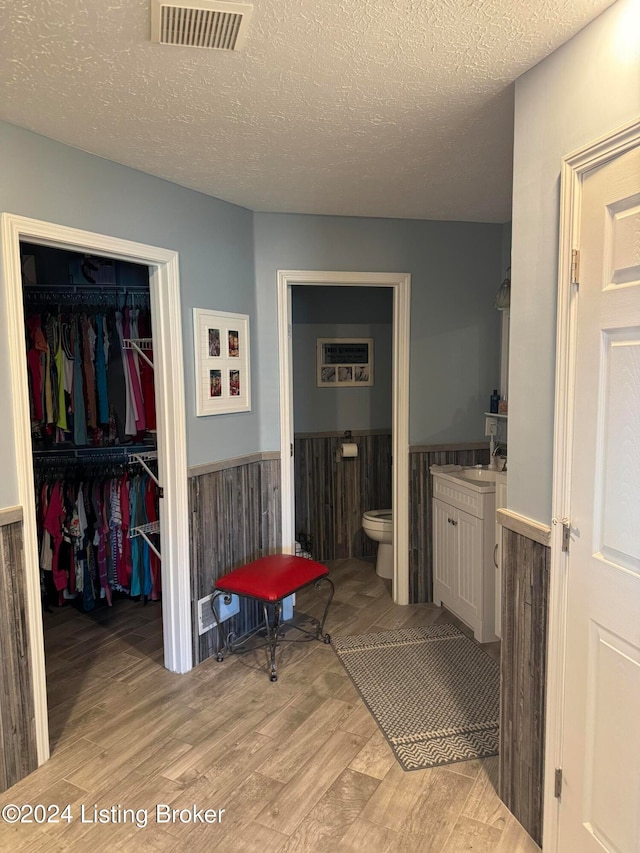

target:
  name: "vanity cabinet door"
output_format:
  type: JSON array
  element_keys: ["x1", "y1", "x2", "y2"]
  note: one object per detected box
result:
[
  {"x1": 433, "y1": 499, "x2": 481, "y2": 621},
  {"x1": 433, "y1": 496, "x2": 493, "y2": 642},
  {"x1": 432, "y1": 498, "x2": 455, "y2": 607},
  {"x1": 453, "y1": 507, "x2": 483, "y2": 630}
]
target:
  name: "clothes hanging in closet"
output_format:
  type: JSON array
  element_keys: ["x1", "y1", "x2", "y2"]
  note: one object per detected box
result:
[
  {"x1": 25, "y1": 306, "x2": 156, "y2": 449},
  {"x1": 36, "y1": 470, "x2": 161, "y2": 610}
]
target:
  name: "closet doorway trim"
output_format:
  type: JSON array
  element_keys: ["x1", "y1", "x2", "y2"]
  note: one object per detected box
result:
[
  {"x1": 2, "y1": 214, "x2": 192, "y2": 766},
  {"x1": 277, "y1": 270, "x2": 411, "y2": 605}
]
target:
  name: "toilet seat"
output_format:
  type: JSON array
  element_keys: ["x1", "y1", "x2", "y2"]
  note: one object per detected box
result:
[
  {"x1": 362, "y1": 509, "x2": 392, "y2": 531},
  {"x1": 363, "y1": 509, "x2": 392, "y2": 521}
]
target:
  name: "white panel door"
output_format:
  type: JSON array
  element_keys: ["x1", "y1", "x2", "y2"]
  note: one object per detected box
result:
[{"x1": 558, "y1": 143, "x2": 640, "y2": 852}]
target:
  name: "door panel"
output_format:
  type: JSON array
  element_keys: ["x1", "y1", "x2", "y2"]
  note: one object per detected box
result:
[
  {"x1": 583, "y1": 621, "x2": 640, "y2": 853},
  {"x1": 455, "y1": 509, "x2": 481, "y2": 625},
  {"x1": 596, "y1": 328, "x2": 640, "y2": 573},
  {"x1": 558, "y1": 144, "x2": 640, "y2": 853},
  {"x1": 604, "y1": 192, "x2": 640, "y2": 288},
  {"x1": 432, "y1": 498, "x2": 453, "y2": 604}
]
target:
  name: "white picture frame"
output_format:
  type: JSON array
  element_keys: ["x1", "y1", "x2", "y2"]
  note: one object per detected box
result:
[
  {"x1": 193, "y1": 308, "x2": 251, "y2": 415},
  {"x1": 317, "y1": 337, "x2": 374, "y2": 387}
]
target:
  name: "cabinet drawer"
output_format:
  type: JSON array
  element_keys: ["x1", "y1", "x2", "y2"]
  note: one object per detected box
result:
[{"x1": 433, "y1": 476, "x2": 483, "y2": 518}]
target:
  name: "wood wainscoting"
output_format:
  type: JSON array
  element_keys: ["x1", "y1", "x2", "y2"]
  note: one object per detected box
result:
[
  {"x1": 499, "y1": 525, "x2": 551, "y2": 846},
  {"x1": 188, "y1": 454, "x2": 282, "y2": 665},
  {"x1": 408, "y1": 444, "x2": 490, "y2": 603},
  {"x1": 294, "y1": 438, "x2": 490, "y2": 602},
  {"x1": 294, "y1": 431, "x2": 392, "y2": 562},
  {"x1": 0, "y1": 512, "x2": 38, "y2": 793}
]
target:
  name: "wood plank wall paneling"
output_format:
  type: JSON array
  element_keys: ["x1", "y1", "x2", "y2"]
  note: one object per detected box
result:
[
  {"x1": 294, "y1": 434, "x2": 392, "y2": 563},
  {"x1": 499, "y1": 527, "x2": 550, "y2": 846},
  {"x1": 409, "y1": 447, "x2": 490, "y2": 603},
  {"x1": 189, "y1": 459, "x2": 281, "y2": 665},
  {"x1": 294, "y1": 438, "x2": 487, "y2": 602},
  {"x1": 0, "y1": 521, "x2": 38, "y2": 793}
]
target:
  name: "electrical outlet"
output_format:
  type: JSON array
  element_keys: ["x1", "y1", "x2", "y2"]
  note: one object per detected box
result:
[{"x1": 485, "y1": 416, "x2": 499, "y2": 436}]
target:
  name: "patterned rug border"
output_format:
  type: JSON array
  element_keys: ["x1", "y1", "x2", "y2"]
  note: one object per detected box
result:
[{"x1": 332, "y1": 623, "x2": 500, "y2": 772}]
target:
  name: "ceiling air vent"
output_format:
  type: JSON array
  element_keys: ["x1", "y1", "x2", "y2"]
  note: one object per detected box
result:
[{"x1": 151, "y1": 0, "x2": 253, "y2": 51}]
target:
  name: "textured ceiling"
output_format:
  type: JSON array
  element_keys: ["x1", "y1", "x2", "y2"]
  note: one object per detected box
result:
[{"x1": 0, "y1": 0, "x2": 615, "y2": 222}]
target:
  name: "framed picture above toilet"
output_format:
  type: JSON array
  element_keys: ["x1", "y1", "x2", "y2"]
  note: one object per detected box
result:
[{"x1": 317, "y1": 338, "x2": 374, "y2": 387}]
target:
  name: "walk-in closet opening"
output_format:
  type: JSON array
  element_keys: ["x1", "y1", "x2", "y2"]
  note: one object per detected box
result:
[
  {"x1": 21, "y1": 241, "x2": 164, "y2": 749},
  {"x1": 3, "y1": 213, "x2": 191, "y2": 767}
]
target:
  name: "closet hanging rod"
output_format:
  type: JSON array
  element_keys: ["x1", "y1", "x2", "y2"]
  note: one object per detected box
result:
[
  {"x1": 23, "y1": 283, "x2": 150, "y2": 292},
  {"x1": 33, "y1": 454, "x2": 129, "y2": 467},
  {"x1": 23, "y1": 292, "x2": 150, "y2": 306},
  {"x1": 122, "y1": 338, "x2": 153, "y2": 349},
  {"x1": 32, "y1": 443, "x2": 154, "y2": 463},
  {"x1": 127, "y1": 450, "x2": 158, "y2": 462},
  {"x1": 23, "y1": 288, "x2": 150, "y2": 305}
]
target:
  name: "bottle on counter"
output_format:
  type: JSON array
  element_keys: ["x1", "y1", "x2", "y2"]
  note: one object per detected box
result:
[{"x1": 490, "y1": 389, "x2": 500, "y2": 413}]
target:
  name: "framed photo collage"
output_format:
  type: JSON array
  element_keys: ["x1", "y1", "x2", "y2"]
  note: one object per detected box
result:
[{"x1": 194, "y1": 308, "x2": 251, "y2": 416}]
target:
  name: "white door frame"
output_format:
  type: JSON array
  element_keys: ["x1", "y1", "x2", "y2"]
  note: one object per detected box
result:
[
  {"x1": 1, "y1": 214, "x2": 192, "y2": 767},
  {"x1": 277, "y1": 270, "x2": 411, "y2": 605},
  {"x1": 544, "y1": 117, "x2": 640, "y2": 851}
]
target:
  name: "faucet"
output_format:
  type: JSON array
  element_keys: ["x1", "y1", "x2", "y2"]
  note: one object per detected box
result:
[{"x1": 491, "y1": 443, "x2": 507, "y2": 471}]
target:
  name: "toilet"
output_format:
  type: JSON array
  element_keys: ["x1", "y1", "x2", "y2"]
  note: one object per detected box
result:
[{"x1": 362, "y1": 509, "x2": 393, "y2": 579}]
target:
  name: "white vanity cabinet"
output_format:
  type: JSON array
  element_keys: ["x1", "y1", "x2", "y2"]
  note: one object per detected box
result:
[{"x1": 431, "y1": 469, "x2": 498, "y2": 644}]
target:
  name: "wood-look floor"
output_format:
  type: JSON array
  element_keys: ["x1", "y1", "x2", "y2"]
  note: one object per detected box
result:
[{"x1": 0, "y1": 559, "x2": 540, "y2": 852}]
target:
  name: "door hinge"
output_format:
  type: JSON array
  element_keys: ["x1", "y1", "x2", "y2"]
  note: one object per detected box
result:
[
  {"x1": 554, "y1": 768, "x2": 563, "y2": 799},
  {"x1": 290, "y1": 443, "x2": 293, "y2": 458},
  {"x1": 554, "y1": 517, "x2": 571, "y2": 552},
  {"x1": 571, "y1": 249, "x2": 580, "y2": 286}
]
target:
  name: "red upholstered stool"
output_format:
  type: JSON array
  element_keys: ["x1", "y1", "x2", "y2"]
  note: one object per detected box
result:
[{"x1": 212, "y1": 555, "x2": 334, "y2": 681}]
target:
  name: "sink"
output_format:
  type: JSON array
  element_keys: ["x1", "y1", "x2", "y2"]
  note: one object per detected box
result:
[
  {"x1": 430, "y1": 465, "x2": 499, "y2": 492},
  {"x1": 456, "y1": 466, "x2": 499, "y2": 484}
]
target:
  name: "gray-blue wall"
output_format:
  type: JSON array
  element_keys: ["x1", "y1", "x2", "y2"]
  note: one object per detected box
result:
[
  {"x1": 254, "y1": 213, "x2": 504, "y2": 448},
  {"x1": 293, "y1": 323, "x2": 393, "y2": 433},
  {"x1": 0, "y1": 120, "x2": 257, "y2": 506},
  {"x1": 292, "y1": 286, "x2": 393, "y2": 432},
  {"x1": 510, "y1": 0, "x2": 640, "y2": 524},
  {"x1": 0, "y1": 121, "x2": 506, "y2": 508}
]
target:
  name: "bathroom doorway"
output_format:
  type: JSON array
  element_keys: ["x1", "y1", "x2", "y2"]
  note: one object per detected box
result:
[
  {"x1": 276, "y1": 270, "x2": 411, "y2": 604},
  {"x1": 291, "y1": 285, "x2": 393, "y2": 569}
]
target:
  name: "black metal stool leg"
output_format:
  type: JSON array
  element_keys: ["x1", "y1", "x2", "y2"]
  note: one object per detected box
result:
[
  {"x1": 262, "y1": 600, "x2": 282, "y2": 682},
  {"x1": 315, "y1": 576, "x2": 335, "y2": 643},
  {"x1": 211, "y1": 590, "x2": 232, "y2": 662}
]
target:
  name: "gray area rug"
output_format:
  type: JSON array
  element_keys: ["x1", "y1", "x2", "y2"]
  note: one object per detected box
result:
[{"x1": 332, "y1": 623, "x2": 499, "y2": 771}]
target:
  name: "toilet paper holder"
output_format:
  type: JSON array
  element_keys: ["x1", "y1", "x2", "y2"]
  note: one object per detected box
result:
[{"x1": 335, "y1": 431, "x2": 358, "y2": 461}]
